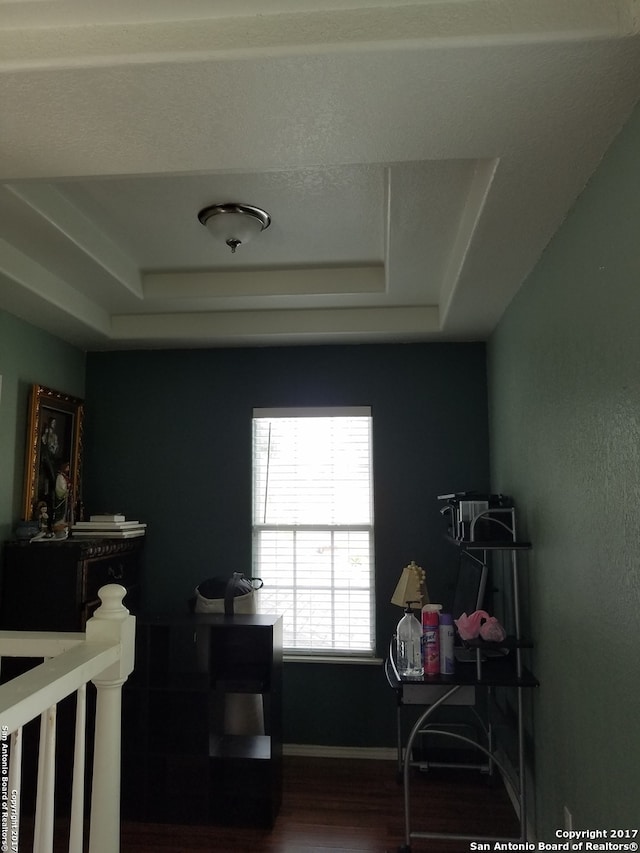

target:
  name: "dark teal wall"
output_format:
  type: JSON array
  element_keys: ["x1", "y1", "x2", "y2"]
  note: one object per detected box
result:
[{"x1": 84, "y1": 342, "x2": 489, "y2": 746}]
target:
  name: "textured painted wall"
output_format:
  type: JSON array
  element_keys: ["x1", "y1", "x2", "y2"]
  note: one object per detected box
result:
[
  {"x1": 0, "y1": 309, "x2": 85, "y2": 544},
  {"x1": 488, "y1": 103, "x2": 640, "y2": 834}
]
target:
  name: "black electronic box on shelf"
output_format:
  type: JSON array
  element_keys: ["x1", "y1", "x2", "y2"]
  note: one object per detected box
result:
[{"x1": 438, "y1": 491, "x2": 521, "y2": 545}]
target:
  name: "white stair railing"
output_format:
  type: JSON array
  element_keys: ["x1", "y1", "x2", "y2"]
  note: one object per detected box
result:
[{"x1": 0, "y1": 583, "x2": 135, "y2": 853}]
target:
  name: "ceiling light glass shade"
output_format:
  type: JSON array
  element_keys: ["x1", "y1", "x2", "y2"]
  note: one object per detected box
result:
[{"x1": 198, "y1": 203, "x2": 271, "y2": 253}]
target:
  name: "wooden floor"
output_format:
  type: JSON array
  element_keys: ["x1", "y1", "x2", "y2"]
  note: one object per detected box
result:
[{"x1": 117, "y1": 755, "x2": 521, "y2": 853}]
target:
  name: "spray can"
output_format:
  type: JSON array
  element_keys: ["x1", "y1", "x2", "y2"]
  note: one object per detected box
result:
[
  {"x1": 439, "y1": 613, "x2": 455, "y2": 674},
  {"x1": 421, "y1": 605, "x2": 441, "y2": 676}
]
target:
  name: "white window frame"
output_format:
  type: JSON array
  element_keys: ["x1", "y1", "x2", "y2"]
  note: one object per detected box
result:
[{"x1": 252, "y1": 406, "x2": 375, "y2": 659}]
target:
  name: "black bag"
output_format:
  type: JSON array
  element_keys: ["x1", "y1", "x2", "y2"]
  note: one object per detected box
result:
[{"x1": 193, "y1": 572, "x2": 263, "y2": 615}]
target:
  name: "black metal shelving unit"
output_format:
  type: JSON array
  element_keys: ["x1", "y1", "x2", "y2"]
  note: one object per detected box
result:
[{"x1": 389, "y1": 502, "x2": 539, "y2": 853}]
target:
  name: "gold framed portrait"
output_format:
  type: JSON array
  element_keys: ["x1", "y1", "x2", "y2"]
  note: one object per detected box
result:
[{"x1": 22, "y1": 384, "x2": 84, "y2": 529}]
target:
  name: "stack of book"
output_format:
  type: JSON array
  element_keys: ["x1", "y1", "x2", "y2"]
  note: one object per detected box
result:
[{"x1": 71, "y1": 514, "x2": 147, "y2": 539}]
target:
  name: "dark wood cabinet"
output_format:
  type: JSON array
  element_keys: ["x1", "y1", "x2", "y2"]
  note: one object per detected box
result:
[
  {"x1": 122, "y1": 613, "x2": 283, "y2": 828},
  {"x1": 0, "y1": 537, "x2": 143, "y2": 630}
]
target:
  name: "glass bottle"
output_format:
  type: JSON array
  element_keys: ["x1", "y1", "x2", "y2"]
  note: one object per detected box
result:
[{"x1": 396, "y1": 603, "x2": 424, "y2": 677}]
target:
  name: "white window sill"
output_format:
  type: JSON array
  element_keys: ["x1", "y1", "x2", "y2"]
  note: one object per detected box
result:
[{"x1": 283, "y1": 654, "x2": 383, "y2": 665}]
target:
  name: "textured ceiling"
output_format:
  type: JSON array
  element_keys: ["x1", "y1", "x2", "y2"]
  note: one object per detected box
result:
[{"x1": 1, "y1": 1, "x2": 639, "y2": 349}]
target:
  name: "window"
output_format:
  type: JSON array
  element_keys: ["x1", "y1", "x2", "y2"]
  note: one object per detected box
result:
[{"x1": 252, "y1": 407, "x2": 374, "y2": 656}]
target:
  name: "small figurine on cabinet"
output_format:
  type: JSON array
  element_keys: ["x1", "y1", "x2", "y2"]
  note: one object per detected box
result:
[
  {"x1": 52, "y1": 460, "x2": 72, "y2": 537},
  {"x1": 36, "y1": 500, "x2": 49, "y2": 531}
]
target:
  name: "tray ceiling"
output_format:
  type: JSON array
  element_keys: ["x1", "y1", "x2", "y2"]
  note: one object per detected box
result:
[{"x1": 1, "y1": 1, "x2": 639, "y2": 349}]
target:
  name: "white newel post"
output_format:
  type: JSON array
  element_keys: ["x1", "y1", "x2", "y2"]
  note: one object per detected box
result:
[{"x1": 85, "y1": 585, "x2": 135, "y2": 853}]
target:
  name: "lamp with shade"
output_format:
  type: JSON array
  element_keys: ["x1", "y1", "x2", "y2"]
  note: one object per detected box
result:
[{"x1": 391, "y1": 560, "x2": 428, "y2": 610}]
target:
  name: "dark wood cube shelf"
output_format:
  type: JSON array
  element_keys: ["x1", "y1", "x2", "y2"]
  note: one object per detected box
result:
[{"x1": 122, "y1": 613, "x2": 283, "y2": 828}]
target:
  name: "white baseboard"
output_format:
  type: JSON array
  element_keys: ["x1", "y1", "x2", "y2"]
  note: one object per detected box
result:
[
  {"x1": 494, "y1": 747, "x2": 536, "y2": 842},
  {"x1": 284, "y1": 743, "x2": 396, "y2": 761},
  {"x1": 495, "y1": 748, "x2": 520, "y2": 817}
]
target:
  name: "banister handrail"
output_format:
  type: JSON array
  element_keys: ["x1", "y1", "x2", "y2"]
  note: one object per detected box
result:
[
  {"x1": 0, "y1": 583, "x2": 135, "y2": 853},
  {"x1": 0, "y1": 641, "x2": 120, "y2": 734},
  {"x1": 0, "y1": 632, "x2": 85, "y2": 659}
]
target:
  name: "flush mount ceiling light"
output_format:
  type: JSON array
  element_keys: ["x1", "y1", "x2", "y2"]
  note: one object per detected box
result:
[{"x1": 197, "y1": 203, "x2": 271, "y2": 253}]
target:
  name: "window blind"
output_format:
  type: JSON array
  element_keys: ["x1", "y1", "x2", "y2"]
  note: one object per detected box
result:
[{"x1": 252, "y1": 407, "x2": 374, "y2": 655}]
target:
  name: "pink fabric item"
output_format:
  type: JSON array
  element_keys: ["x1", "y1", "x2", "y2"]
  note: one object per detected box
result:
[
  {"x1": 454, "y1": 610, "x2": 489, "y2": 640},
  {"x1": 479, "y1": 615, "x2": 507, "y2": 642},
  {"x1": 454, "y1": 610, "x2": 507, "y2": 642}
]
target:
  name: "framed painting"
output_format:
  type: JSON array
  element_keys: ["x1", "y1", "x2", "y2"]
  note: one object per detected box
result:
[{"x1": 22, "y1": 384, "x2": 84, "y2": 531}]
